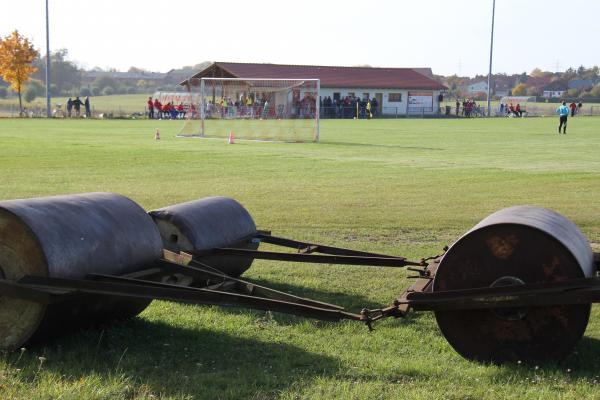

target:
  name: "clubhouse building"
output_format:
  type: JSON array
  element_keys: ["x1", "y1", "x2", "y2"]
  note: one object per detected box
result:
[{"x1": 184, "y1": 62, "x2": 447, "y2": 116}]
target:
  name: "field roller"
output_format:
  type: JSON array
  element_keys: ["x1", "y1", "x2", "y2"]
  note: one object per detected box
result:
[{"x1": 0, "y1": 193, "x2": 599, "y2": 363}]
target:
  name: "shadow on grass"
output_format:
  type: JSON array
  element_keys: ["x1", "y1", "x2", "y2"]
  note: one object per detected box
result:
[
  {"x1": 12, "y1": 318, "x2": 338, "y2": 399},
  {"x1": 206, "y1": 277, "x2": 428, "y2": 328},
  {"x1": 434, "y1": 335, "x2": 600, "y2": 384}
]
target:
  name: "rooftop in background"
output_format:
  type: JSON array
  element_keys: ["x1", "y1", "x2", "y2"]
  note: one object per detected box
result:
[{"x1": 186, "y1": 62, "x2": 447, "y2": 90}]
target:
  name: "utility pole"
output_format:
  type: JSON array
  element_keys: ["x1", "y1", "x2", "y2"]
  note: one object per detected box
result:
[
  {"x1": 45, "y1": 0, "x2": 51, "y2": 118},
  {"x1": 486, "y1": 0, "x2": 495, "y2": 117}
]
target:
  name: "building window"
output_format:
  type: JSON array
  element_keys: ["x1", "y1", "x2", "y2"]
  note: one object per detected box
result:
[
  {"x1": 333, "y1": 92, "x2": 340, "y2": 101},
  {"x1": 389, "y1": 93, "x2": 402, "y2": 102},
  {"x1": 347, "y1": 92, "x2": 355, "y2": 97},
  {"x1": 362, "y1": 93, "x2": 370, "y2": 100}
]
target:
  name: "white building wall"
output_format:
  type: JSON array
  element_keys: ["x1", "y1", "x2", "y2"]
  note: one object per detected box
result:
[
  {"x1": 319, "y1": 87, "x2": 442, "y2": 116},
  {"x1": 468, "y1": 81, "x2": 488, "y2": 93}
]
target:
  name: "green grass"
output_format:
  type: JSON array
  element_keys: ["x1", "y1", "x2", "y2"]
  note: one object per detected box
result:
[
  {"x1": 1, "y1": 117, "x2": 600, "y2": 399},
  {"x1": 0, "y1": 94, "x2": 149, "y2": 115}
]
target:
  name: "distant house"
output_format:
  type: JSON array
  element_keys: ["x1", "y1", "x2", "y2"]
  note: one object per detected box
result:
[
  {"x1": 542, "y1": 81, "x2": 567, "y2": 98},
  {"x1": 568, "y1": 79, "x2": 595, "y2": 91},
  {"x1": 494, "y1": 84, "x2": 511, "y2": 97},
  {"x1": 467, "y1": 81, "x2": 488, "y2": 93},
  {"x1": 493, "y1": 76, "x2": 516, "y2": 97}
]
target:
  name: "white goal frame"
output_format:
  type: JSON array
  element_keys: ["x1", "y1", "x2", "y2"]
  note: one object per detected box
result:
[{"x1": 191, "y1": 77, "x2": 320, "y2": 142}]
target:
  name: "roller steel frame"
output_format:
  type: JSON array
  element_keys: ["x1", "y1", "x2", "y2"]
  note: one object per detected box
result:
[
  {"x1": 1, "y1": 231, "x2": 599, "y2": 322},
  {"x1": 1, "y1": 227, "x2": 600, "y2": 362}
]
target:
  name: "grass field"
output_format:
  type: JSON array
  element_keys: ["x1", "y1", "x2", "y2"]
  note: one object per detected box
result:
[{"x1": 1, "y1": 117, "x2": 600, "y2": 399}]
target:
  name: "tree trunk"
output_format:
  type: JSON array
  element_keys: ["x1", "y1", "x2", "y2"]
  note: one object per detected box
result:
[{"x1": 17, "y1": 82, "x2": 23, "y2": 117}]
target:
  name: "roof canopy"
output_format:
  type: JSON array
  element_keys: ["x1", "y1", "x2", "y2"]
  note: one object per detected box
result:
[{"x1": 185, "y1": 62, "x2": 446, "y2": 91}]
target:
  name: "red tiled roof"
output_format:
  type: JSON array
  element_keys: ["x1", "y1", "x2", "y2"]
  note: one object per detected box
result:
[{"x1": 189, "y1": 62, "x2": 447, "y2": 90}]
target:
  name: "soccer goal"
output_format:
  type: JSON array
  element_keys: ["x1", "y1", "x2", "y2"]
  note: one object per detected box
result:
[{"x1": 179, "y1": 77, "x2": 320, "y2": 142}]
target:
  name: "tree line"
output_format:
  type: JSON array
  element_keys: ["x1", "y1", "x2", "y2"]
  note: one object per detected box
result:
[{"x1": 438, "y1": 66, "x2": 600, "y2": 100}]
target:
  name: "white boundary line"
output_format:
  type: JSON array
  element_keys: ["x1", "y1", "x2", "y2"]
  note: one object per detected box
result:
[{"x1": 175, "y1": 135, "x2": 310, "y2": 144}]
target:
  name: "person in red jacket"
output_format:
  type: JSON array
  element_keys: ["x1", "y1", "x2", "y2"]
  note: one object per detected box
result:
[
  {"x1": 162, "y1": 103, "x2": 171, "y2": 119},
  {"x1": 154, "y1": 99, "x2": 162, "y2": 118},
  {"x1": 147, "y1": 97, "x2": 154, "y2": 119},
  {"x1": 569, "y1": 102, "x2": 577, "y2": 117},
  {"x1": 176, "y1": 103, "x2": 185, "y2": 119}
]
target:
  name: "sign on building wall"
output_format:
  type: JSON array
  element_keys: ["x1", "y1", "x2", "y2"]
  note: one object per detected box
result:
[
  {"x1": 407, "y1": 91, "x2": 433, "y2": 113},
  {"x1": 153, "y1": 92, "x2": 200, "y2": 105}
]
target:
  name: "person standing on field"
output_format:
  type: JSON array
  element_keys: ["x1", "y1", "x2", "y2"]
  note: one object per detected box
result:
[
  {"x1": 66, "y1": 97, "x2": 73, "y2": 117},
  {"x1": 569, "y1": 101, "x2": 577, "y2": 117},
  {"x1": 147, "y1": 97, "x2": 154, "y2": 119},
  {"x1": 154, "y1": 98, "x2": 162, "y2": 119},
  {"x1": 556, "y1": 101, "x2": 569, "y2": 134},
  {"x1": 72, "y1": 96, "x2": 84, "y2": 117},
  {"x1": 84, "y1": 96, "x2": 91, "y2": 118}
]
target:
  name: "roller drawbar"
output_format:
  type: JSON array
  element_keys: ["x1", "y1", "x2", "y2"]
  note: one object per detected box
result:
[{"x1": 0, "y1": 193, "x2": 598, "y2": 364}]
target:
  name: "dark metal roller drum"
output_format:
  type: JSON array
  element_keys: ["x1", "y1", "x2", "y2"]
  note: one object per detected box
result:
[
  {"x1": 433, "y1": 205, "x2": 594, "y2": 362},
  {"x1": 0, "y1": 192, "x2": 163, "y2": 350},
  {"x1": 149, "y1": 197, "x2": 258, "y2": 277}
]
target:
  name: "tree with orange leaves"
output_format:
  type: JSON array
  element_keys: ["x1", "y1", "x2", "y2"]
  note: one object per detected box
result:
[{"x1": 0, "y1": 30, "x2": 39, "y2": 116}]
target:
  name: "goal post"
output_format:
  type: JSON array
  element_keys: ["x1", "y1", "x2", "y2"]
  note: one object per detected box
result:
[{"x1": 179, "y1": 77, "x2": 320, "y2": 142}]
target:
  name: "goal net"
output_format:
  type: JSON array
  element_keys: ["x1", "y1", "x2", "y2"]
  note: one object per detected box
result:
[{"x1": 179, "y1": 78, "x2": 320, "y2": 142}]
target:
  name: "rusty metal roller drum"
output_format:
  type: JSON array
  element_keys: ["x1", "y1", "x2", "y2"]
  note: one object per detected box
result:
[
  {"x1": 149, "y1": 197, "x2": 258, "y2": 277},
  {"x1": 433, "y1": 205, "x2": 594, "y2": 362},
  {"x1": 0, "y1": 192, "x2": 163, "y2": 350}
]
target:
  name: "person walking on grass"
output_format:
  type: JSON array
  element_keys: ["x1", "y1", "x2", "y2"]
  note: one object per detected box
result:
[{"x1": 556, "y1": 101, "x2": 569, "y2": 134}]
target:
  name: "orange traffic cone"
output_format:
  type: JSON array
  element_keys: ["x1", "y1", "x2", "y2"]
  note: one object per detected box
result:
[
  {"x1": 155, "y1": 129, "x2": 160, "y2": 140},
  {"x1": 228, "y1": 131, "x2": 235, "y2": 144}
]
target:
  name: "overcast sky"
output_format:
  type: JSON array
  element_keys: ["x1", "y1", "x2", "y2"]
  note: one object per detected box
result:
[{"x1": 2, "y1": 0, "x2": 598, "y2": 77}]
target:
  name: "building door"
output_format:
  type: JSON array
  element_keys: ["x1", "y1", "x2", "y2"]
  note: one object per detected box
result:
[{"x1": 375, "y1": 93, "x2": 383, "y2": 116}]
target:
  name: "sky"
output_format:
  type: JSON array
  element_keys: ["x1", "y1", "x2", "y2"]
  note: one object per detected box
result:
[{"x1": 1, "y1": 0, "x2": 598, "y2": 77}]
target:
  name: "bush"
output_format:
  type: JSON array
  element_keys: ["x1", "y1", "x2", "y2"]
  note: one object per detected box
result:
[
  {"x1": 24, "y1": 87, "x2": 37, "y2": 103},
  {"x1": 591, "y1": 84, "x2": 600, "y2": 98},
  {"x1": 126, "y1": 86, "x2": 137, "y2": 94},
  {"x1": 93, "y1": 75, "x2": 117, "y2": 91},
  {"x1": 80, "y1": 87, "x2": 91, "y2": 97},
  {"x1": 102, "y1": 86, "x2": 114, "y2": 96},
  {"x1": 91, "y1": 86, "x2": 101, "y2": 96},
  {"x1": 27, "y1": 79, "x2": 46, "y2": 95},
  {"x1": 0, "y1": 87, "x2": 7, "y2": 99},
  {"x1": 116, "y1": 86, "x2": 128, "y2": 95},
  {"x1": 49, "y1": 84, "x2": 59, "y2": 96}
]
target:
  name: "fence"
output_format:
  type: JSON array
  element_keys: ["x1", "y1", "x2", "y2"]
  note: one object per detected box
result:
[
  {"x1": 0, "y1": 104, "x2": 145, "y2": 119},
  {"x1": 3, "y1": 102, "x2": 600, "y2": 119}
]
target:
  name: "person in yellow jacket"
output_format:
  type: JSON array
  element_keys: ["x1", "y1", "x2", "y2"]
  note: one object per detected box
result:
[
  {"x1": 366, "y1": 100, "x2": 373, "y2": 119},
  {"x1": 246, "y1": 95, "x2": 254, "y2": 117}
]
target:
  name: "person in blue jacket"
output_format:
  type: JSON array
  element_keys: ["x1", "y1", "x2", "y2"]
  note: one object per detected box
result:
[{"x1": 556, "y1": 101, "x2": 569, "y2": 134}]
